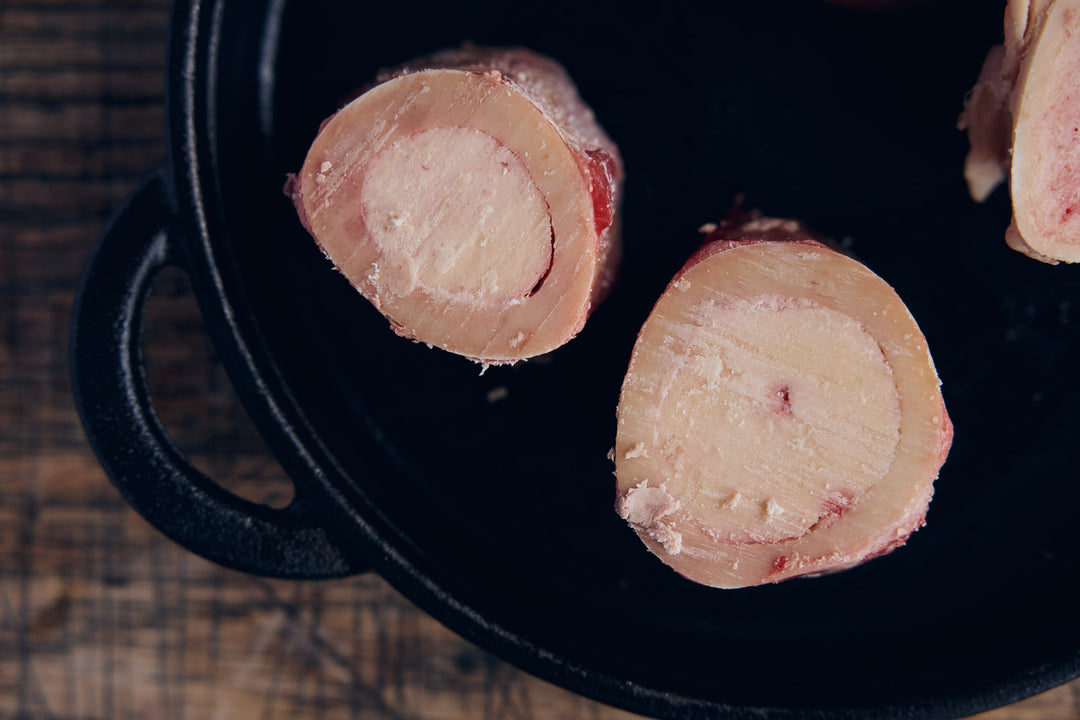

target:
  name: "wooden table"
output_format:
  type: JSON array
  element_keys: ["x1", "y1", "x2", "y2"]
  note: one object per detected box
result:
[{"x1": 1, "y1": 2, "x2": 1078, "y2": 718}]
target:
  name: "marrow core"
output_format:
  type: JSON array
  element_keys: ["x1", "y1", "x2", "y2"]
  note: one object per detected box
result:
[
  {"x1": 630, "y1": 290, "x2": 902, "y2": 547},
  {"x1": 360, "y1": 126, "x2": 553, "y2": 303}
]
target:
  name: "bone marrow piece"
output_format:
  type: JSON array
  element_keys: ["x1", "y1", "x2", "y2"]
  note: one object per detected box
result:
[
  {"x1": 960, "y1": 0, "x2": 1080, "y2": 263},
  {"x1": 287, "y1": 47, "x2": 623, "y2": 362},
  {"x1": 614, "y1": 214, "x2": 952, "y2": 588}
]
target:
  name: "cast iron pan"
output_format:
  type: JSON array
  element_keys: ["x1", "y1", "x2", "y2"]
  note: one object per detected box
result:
[{"x1": 72, "y1": 0, "x2": 1080, "y2": 717}]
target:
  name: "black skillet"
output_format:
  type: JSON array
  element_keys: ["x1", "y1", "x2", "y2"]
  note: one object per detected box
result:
[{"x1": 71, "y1": 0, "x2": 1080, "y2": 717}]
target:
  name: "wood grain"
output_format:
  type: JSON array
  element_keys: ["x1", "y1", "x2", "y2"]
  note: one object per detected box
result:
[{"x1": 0, "y1": 2, "x2": 1077, "y2": 719}]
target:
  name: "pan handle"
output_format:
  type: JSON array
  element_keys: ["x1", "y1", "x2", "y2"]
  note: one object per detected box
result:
[{"x1": 71, "y1": 170, "x2": 365, "y2": 579}]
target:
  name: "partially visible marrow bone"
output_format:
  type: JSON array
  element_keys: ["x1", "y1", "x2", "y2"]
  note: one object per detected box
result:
[
  {"x1": 960, "y1": 0, "x2": 1080, "y2": 263},
  {"x1": 287, "y1": 47, "x2": 623, "y2": 363},
  {"x1": 614, "y1": 212, "x2": 952, "y2": 588}
]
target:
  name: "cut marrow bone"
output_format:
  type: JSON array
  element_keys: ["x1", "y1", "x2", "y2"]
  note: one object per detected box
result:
[
  {"x1": 614, "y1": 214, "x2": 952, "y2": 588},
  {"x1": 960, "y1": 0, "x2": 1080, "y2": 263},
  {"x1": 287, "y1": 47, "x2": 622, "y2": 362}
]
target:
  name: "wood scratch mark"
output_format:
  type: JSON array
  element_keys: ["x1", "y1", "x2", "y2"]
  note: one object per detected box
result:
[
  {"x1": 150, "y1": 533, "x2": 173, "y2": 720},
  {"x1": 258, "y1": 599, "x2": 289, "y2": 720},
  {"x1": 482, "y1": 655, "x2": 534, "y2": 720},
  {"x1": 12, "y1": 494, "x2": 57, "y2": 720},
  {"x1": 242, "y1": 578, "x2": 425, "y2": 720},
  {"x1": 174, "y1": 549, "x2": 190, "y2": 720},
  {"x1": 208, "y1": 607, "x2": 286, "y2": 720}
]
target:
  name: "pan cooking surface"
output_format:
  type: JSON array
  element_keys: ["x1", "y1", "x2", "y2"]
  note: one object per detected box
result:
[{"x1": 203, "y1": 0, "x2": 1080, "y2": 713}]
